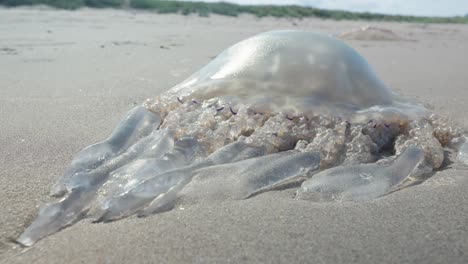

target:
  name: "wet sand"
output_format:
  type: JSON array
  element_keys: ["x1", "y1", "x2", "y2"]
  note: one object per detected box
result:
[{"x1": 1, "y1": 7, "x2": 467, "y2": 263}]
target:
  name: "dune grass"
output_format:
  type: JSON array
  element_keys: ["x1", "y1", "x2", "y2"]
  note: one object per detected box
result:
[
  {"x1": 1, "y1": 0, "x2": 467, "y2": 24},
  {"x1": 0, "y1": 0, "x2": 123, "y2": 9}
]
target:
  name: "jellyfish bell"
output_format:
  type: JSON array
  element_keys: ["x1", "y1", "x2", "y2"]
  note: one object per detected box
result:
[
  {"x1": 18, "y1": 30, "x2": 465, "y2": 246},
  {"x1": 165, "y1": 30, "x2": 424, "y2": 121}
]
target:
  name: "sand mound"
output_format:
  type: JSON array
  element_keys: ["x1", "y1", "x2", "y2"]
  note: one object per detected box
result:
[{"x1": 338, "y1": 25, "x2": 404, "y2": 41}]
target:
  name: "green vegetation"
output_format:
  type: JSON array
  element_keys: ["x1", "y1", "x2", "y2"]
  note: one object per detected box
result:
[
  {"x1": 0, "y1": 0, "x2": 123, "y2": 9},
  {"x1": 1, "y1": 0, "x2": 467, "y2": 24}
]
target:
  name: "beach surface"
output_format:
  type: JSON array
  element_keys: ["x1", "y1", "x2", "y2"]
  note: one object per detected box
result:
[{"x1": 0, "y1": 7, "x2": 467, "y2": 263}]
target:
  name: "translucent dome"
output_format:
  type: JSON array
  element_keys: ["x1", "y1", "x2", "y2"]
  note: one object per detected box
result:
[{"x1": 170, "y1": 30, "x2": 394, "y2": 115}]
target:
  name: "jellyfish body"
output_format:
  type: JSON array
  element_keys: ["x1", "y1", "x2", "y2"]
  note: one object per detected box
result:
[
  {"x1": 170, "y1": 30, "x2": 394, "y2": 115},
  {"x1": 18, "y1": 30, "x2": 465, "y2": 246}
]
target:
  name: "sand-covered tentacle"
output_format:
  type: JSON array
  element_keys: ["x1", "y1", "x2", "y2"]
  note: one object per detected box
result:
[
  {"x1": 17, "y1": 187, "x2": 96, "y2": 246},
  {"x1": 96, "y1": 165, "x2": 196, "y2": 222},
  {"x1": 50, "y1": 106, "x2": 162, "y2": 197},
  {"x1": 194, "y1": 141, "x2": 266, "y2": 168},
  {"x1": 296, "y1": 146, "x2": 425, "y2": 202},
  {"x1": 93, "y1": 137, "x2": 199, "y2": 216},
  {"x1": 178, "y1": 151, "x2": 320, "y2": 204},
  {"x1": 459, "y1": 147, "x2": 468, "y2": 164},
  {"x1": 19, "y1": 108, "x2": 169, "y2": 245},
  {"x1": 137, "y1": 141, "x2": 268, "y2": 216},
  {"x1": 95, "y1": 158, "x2": 178, "y2": 206},
  {"x1": 62, "y1": 129, "x2": 174, "y2": 194},
  {"x1": 95, "y1": 141, "x2": 265, "y2": 221},
  {"x1": 457, "y1": 138, "x2": 468, "y2": 165},
  {"x1": 138, "y1": 177, "x2": 191, "y2": 217},
  {"x1": 95, "y1": 146, "x2": 196, "y2": 222}
]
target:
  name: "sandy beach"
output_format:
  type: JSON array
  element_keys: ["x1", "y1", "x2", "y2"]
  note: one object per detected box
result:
[{"x1": 0, "y1": 6, "x2": 467, "y2": 263}]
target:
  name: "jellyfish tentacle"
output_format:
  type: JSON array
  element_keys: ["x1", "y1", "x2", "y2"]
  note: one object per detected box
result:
[
  {"x1": 63, "y1": 128, "x2": 173, "y2": 193},
  {"x1": 457, "y1": 138, "x2": 468, "y2": 165},
  {"x1": 138, "y1": 177, "x2": 190, "y2": 217},
  {"x1": 18, "y1": 186, "x2": 96, "y2": 246},
  {"x1": 296, "y1": 146, "x2": 425, "y2": 202},
  {"x1": 21, "y1": 107, "x2": 167, "y2": 245},
  {"x1": 381, "y1": 146, "x2": 425, "y2": 185},
  {"x1": 93, "y1": 138, "x2": 199, "y2": 221},
  {"x1": 96, "y1": 167, "x2": 193, "y2": 222},
  {"x1": 50, "y1": 106, "x2": 161, "y2": 197},
  {"x1": 96, "y1": 141, "x2": 266, "y2": 221},
  {"x1": 178, "y1": 151, "x2": 321, "y2": 203},
  {"x1": 138, "y1": 141, "x2": 270, "y2": 216}
]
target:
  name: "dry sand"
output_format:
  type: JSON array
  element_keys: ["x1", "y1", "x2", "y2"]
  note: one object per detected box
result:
[{"x1": 1, "y1": 6, "x2": 467, "y2": 263}]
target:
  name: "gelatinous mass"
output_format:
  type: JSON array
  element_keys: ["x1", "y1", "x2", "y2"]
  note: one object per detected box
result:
[{"x1": 18, "y1": 30, "x2": 467, "y2": 246}]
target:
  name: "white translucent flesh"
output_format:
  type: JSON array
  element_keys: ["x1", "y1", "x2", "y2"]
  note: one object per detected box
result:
[
  {"x1": 179, "y1": 151, "x2": 320, "y2": 203},
  {"x1": 457, "y1": 139, "x2": 468, "y2": 165},
  {"x1": 96, "y1": 136, "x2": 198, "y2": 206},
  {"x1": 140, "y1": 147, "x2": 319, "y2": 217},
  {"x1": 96, "y1": 141, "x2": 267, "y2": 222},
  {"x1": 296, "y1": 146, "x2": 425, "y2": 202},
  {"x1": 19, "y1": 106, "x2": 168, "y2": 246},
  {"x1": 17, "y1": 184, "x2": 110, "y2": 247},
  {"x1": 138, "y1": 142, "x2": 270, "y2": 216},
  {"x1": 169, "y1": 30, "x2": 394, "y2": 115},
  {"x1": 94, "y1": 139, "x2": 201, "y2": 221},
  {"x1": 50, "y1": 106, "x2": 162, "y2": 196}
]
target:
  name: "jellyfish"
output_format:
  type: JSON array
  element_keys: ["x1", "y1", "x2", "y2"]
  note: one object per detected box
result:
[{"x1": 18, "y1": 30, "x2": 467, "y2": 246}]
